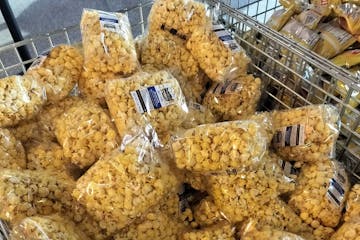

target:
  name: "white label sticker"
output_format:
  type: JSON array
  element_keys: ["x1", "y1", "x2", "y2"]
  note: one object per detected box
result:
[
  {"x1": 213, "y1": 24, "x2": 242, "y2": 52},
  {"x1": 210, "y1": 81, "x2": 242, "y2": 94},
  {"x1": 320, "y1": 23, "x2": 353, "y2": 46},
  {"x1": 99, "y1": 11, "x2": 121, "y2": 33},
  {"x1": 130, "y1": 83, "x2": 176, "y2": 114},
  {"x1": 273, "y1": 124, "x2": 306, "y2": 147},
  {"x1": 326, "y1": 165, "x2": 348, "y2": 208},
  {"x1": 29, "y1": 55, "x2": 47, "y2": 70},
  {"x1": 282, "y1": 19, "x2": 320, "y2": 48}
]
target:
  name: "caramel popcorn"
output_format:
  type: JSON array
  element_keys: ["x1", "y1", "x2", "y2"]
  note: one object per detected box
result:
[
  {"x1": 181, "y1": 101, "x2": 218, "y2": 129},
  {"x1": 72, "y1": 133, "x2": 179, "y2": 234},
  {"x1": 241, "y1": 227, "x2": 307, "y2": 240},
  {"x1": 181, "y1": 222, "x2": 236, "y2": 240},
  {"x1": 54, "y1": 100, "x2": 119, "y2": 168},
  {"x1": 0, "y1": 128, "x2": 26, "y2": 169},
  {"x1": 10, "y1": 215, "x2": 89, "y2": 240},
  {"x1": 272, "y1": 105, "x2": 340, "y2": 162},
  {"x1": 203, "y1": 75, "x2": 261, "y2": 120},
  {"x1": 193, "y1": 197, "x2": 224, "y2": 227},
  {"x1": 105, "y1": 70, "x2": 188, "y2": 139},
  {"x1": 26, "y1": 45, "x2": 83, "y2": 103},
  {"x1": 0, "y1": 169, "x2": 75, "y2": 224},
  {"x1": 80, "y1": 9, "x2": 138, "y2": 75},
  {"x1": 172, "y1": 120, "x2": 267, "y2": 172},
  {"x1": 10, "y1": 119, "x2": 41, "y2": 144},
  {"x1": 0, "y1": 75, "x2": 46, "y2": 127},
  {"x1": 183, "y1": 171, "x2": 207, "y2": 191},
  {"x1": 330, "y1": 218, "x2": 360, "y2": 240},
  {"x1": 344, "y1": 184, "x2": 360, "y2": 222},
  {"x1": 289, "y1": 160, "x2": 350, "y2": 228}
]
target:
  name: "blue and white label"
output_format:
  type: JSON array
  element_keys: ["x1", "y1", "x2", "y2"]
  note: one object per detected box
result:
[
  {"x1": 131, "y1": 83, "x2": 175, "y2": 114},
  {"x1": 326, "y1": 165, "x2": 348, "y2": 208},
  {"x1": 99, "y1": 11, "x2": 121, "y2": 33},
  {"x1": 213, "y1": 24, "x2": 242, "y2": 52}
]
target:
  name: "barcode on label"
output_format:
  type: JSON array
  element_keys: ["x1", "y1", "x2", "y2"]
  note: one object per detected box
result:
[
  {"x1": 211, "y1": 81, "x2": 242, "y2": 94},
  {"x1": 326, "y1": 165, "x2": 348, "y2": 208},
  {"x1": 303, "y1": 10, "x2": 322, "y2": 26},
  {"x1": 130, "y1": 83, "x2": 175, "y2": 114},
  {"x1": 320, "y1": 24, "x2": 353, "y2": 46},
  {"x1": 189, "y1": 101, "x2": 205, "y2": 112},
  {"x1": 282, "y1": 19, "x2": 320, "y2": 48},
  {"x1": 99, "y1": 11, "x2": 121, "y2": 33},
  {"x1": 213, "y1": 24, "x2": 242, "y2": 52},
  {"x1": 272, "y1": 124, "x2": 305, "y2": 147}
]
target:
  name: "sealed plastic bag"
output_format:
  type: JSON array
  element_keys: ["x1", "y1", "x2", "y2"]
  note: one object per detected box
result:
[
  {"x1": 330, "y1": 218, "x2": 360, "y2": 240},
  {"x1": 289, "y1": 160, "x2": 350, "y2": 228},
  {"x1": 334, "y1": 3, "x2": 360, "y2": 35},
  {"x1": 314, "y1": 22, "x2": 356, "y2": 59},
  {"x1": 279, "y1": 0, "x2": 309, "y2": 13},
  {"x1": 0, "y1": 75, "x2": 46, "y2": 127},
  {"x1": 10, "y1": 215, "x2": 89, "y2": 240},
  {"x1": 72, "y1": 131, "x2": 179, "y2": 234},
  {"x1": 105, "y1": 70, "x2": 188, "y2": 139},
  {"x1": 181, "y1": 101, "x2": 218, "y2": 129},
  {"x1": 296, "y1": 8, "x2": 324, "y2": 29},
  {"x1": 272, "y1": 105, "x2": 340, "y2": 163},
  {"x1": 186, "y1": 24, "x2": 250, "y2": 82},
  {"x1": 172, "y1": 120, "x2": 267, "y2": 172},
  {"x1": 54, "y1": 100, "x2": 119, "y2": 169},
  {"x1": 331, "y1": 49, "x2": 360, "y2": 68},
  {"x1": 180, "y1": 222, "x2": 236, "y2": 240},
  {"x1": 0, "y1": 128, "x2": 26, "y2": 169},
  {"x1": 0, "y1": 169, "x2": 75, "y2": 223},
  {"x1": 26, "y1": 45, "x2": 83, "y2": 103},
  {"x1": 267, "y1": 7, "x2": 296, "y2": 31},
  {"x1": 202, "y1": 75, "x2": 261, "y2": 121},
  {"x1": 344, "y1": 184, "x2": 360, "y2": 222},
  {"x1": 193, "y1": 196, "x2": 224, "y2": 227},
  {"x1": 80, "y1": 9, "x2": 138, "y2": 75}
]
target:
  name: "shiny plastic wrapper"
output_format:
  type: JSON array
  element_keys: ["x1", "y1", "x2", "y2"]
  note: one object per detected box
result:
[
  {"x1": 331, "y1": 49, "x2": 360, "y2": 69},
  {"x1": 0, "y1": 169, "x2": 75, "y2": 224},
  {"x1": 186, "y1": 24, "x2": 250, "y2": 82},
  {"x1": 202, "y1": 75, "x2": 261, "y2": 121},
  {"x1": 54, "y1": 100, "x2": 119, "y2": 169},
  {"x1": 80, "y1": 9, "x2": 138, "y2": 75},
  {"x1": 105, "y1": 70, "x2": 188, "y2": 139},
  {"x1": 296, "y1": 8, "x2": 324, "y2": 30},
  {"x1": 279, "y1": 0, "x2": 308, "y2": 13},
  {"x1": 181, "y1": 101, "x2": 218, "y2": 129},
  {"x1": 272, "y1": 105, "x2": 340, "y2": 163},
  {"x1": 172, "y1": 120, "x2": 267, "y2": 172},
  {"x1": 0, "y1": 128, "x2": 26, "y2": 169},
  {"x1": 72, "y1": 131, "x2": 179, "y2": 234},
  {"x1": 26, "y1": 45, "x2": 83, "y2": 103},
  {"x1": 0, "y1": 75, "x2": 46, "y2": 127},
  {"x1": 334, "y1": 3, "x2": 360, "y2": 35},
  {"x1": 289, "y1": 160, "x2": 350, "y2": 228},
  {"x1": 10, "y1": 215, "x2": 89, "y2": 240},
  {"x1": 344, "y1": 184, "x2": 360, "y2": 222},
  {"x1": 193, "y1": 196, "x2": 224, "y2": 227},
  {"x1": 330, "y1": 218, "x2": 360, "y2": 240},
  {"x1": 267, "y1": 7, "x2": 295, "y2": 31},
  {"x1": 180, "y1": 222, "x2": 236, "y2": 240}
]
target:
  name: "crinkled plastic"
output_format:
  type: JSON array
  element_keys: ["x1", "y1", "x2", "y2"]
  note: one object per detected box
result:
[
  {"x1": 279, "y1": 0, "x2": 309, "y2": 13},
  {"x1": 331, "y1": 49, "x2": 360, "y2": 68},
  {"x1": 314, "y1": 22, "x2": 356, "y2": 59},
  {"x1": 72, "y1": 131, "x2": 179, "y2": 234},
  {"x1": 0, "y1": 169, "x2": 75, "y2": 224},
  {"x1": 26, "y1": 45, "x2": 83, "y2": 103},
  {"x1": 181, "y1": 101, "x2": 218, "y2": 129},
  {"x1": 289, "y1": 160, "x2": 350, "y2": 228},
  {"x1": 0, "y1": 128, "x2": 26, "y2": 169},
  {"x1": 193, "y1": 196, "x2": 224, "y2": 227},
  {"x1": 344, "y1": 184, "x2": 360, "y2": 222},
  {"x1": 182, "y1": 171, "x2": 207, "y2": 191},
  {"x1": 243, "y1": 111, "x2": 275, "y2": 144},
  {"x1": 334, "y1": 3, "x2": 360, "y2": 35},
  {"x1": 202, "y1": 75, "x2": 261, "y2": 121},
  {"x1": 272, "y1": 105, "x2": 340, "y2": 163},
  {"x1": 267, "y1": 7, "x2": 295, "y2": 31},
  {"x1": 148, "y1": 0, "x2": 210, "y2": 39},
  {"x1": 80, "y1": 9, "x2": 138, "y2": 75},
  {"x1": 0, "y1": 75, "x2": 46, "y2": 127},
  {"x1": 172, "y1": 120, "x2": 267, "y2": 172},
  {"x1": 186, "y1": 24, "x2": 250, "y2": 82},
  {"x1": 54, "y1": 100, "x2": 120, "y2": 169},
  {"x1": 105, "y1": 70, "x2": 188, "y2": 139},
  {"x1": 330, "y1": 218, "x2": 360, "y2": 240},
  {"x1": 296, "y1": 8, "x2": 324, "y2": 30},
  {"x1": 10, "y1": 215, "x2": 89, "y2": 240},
  {"x1": 180, "y1": 222, "x2": 236, "y2": 240}
]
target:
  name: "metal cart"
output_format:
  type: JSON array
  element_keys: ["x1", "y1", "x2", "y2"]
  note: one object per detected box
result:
[{"x1": 1, "y1": 0, "x2": 360, "y2": 237}]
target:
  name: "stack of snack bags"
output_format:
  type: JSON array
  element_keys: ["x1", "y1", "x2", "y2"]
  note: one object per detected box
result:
[{"x1": 0, "y1": 0, "x2": 358, "y2": 239}]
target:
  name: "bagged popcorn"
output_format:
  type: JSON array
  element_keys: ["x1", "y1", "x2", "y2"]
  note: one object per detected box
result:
[
  {"x1": 54, "y1": 100, "x2": 119, "y2": 169},
  {"x1": 334, "y1": 3, "x2": 360, "y2": 35},
  {"x1": 0, "y1": 75, "x2": 46, "y2": 127},
  {"x1": 172, "y1": 120, "x2": 267, "y2": 172},
  {"x1": 202, "y1": 75, "x2": 261, "y2": 120},
  {"x1": 289, "y1": 160, "x2": 350, "y2": 228},
  {"x1": 72, "y1": 131, "x2": 179, "y2": 234},
  {"x1": 0, "y1": 128, "x2": 26, "y2": 169},
  {"x1": 105, "y1": 70, "x2": 188, "y2": 139},
  {"x1": 330, "y1": 218, "x2": 360, "y2": 240},
  {"x1": 26, "y1": 45, "x2": 83, "y2": 103},
  {"x1": 193, "y1": 196, "x2": 224, "y2": 227},
  {"x1": 344, "y1": 184, "x2": 360, "y2": 222},
  {"x1": 272, "y1": 105, "x2": 340, "y2": 163},
  {"x1": 266, "y1": 7, "x2": 295, "y2": 31},
  {"x1": 181, "y1": 101, "x2": 218, "y2": 129},
  {"x1": 180, "y1": 222, "x2": 236, "y2": 240}
]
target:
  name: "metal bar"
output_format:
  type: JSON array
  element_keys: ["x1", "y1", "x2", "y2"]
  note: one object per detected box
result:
[{"x1": 0, "y1": 0, "x2": 31, "y2": 68}]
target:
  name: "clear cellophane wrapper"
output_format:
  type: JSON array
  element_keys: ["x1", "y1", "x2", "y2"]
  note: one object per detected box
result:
[
  {"x1": 0, "y1": 128, "x2": 26, "y2": 169},
  {"x1": 180, "y1": 101, "x2": 218, "y2": 129},
  {"x1": 330, "y1": 217, "x2": 360, "y2": 240},
  {"x1": 180, "y1": 222, "x2": 236, "y2": 240},
  {"x1": 193, "y1": 196, "x2": 224, "y2": 227},
  {"x1": 344, "y1": 184, "x2": 360, "y2": 222}
]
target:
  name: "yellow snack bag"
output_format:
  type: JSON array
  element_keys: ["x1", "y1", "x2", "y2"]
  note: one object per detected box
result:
[
  {"x1": 267, "y1": 7, "x2": 296, "y2": 31},
  {"x1": 334, "y1": 66, "x2": 360, "y2": 108},
  {"x1": 331, "y1": 49, "x2": 360, "y2": 68},
  {"x1": 279, "y1": 0, "x2": 309, "y2": 13},
  {"x1": 297, "y1": 8, "x2": 324, "y2": 29},
  {"x1": 334, "y1": 3, "x2": 360, "y2": 35},
  {"x1": 311, "y1": 0, "x2": 341, "y2": 15}
]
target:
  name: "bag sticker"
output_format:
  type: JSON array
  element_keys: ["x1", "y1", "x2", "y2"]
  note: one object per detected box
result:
[
  {"x1": 99, "y1": 11, "x2": 121, "y2": 33},
  {"x1": 320, "y1": 23, "x2": 353, "y2": 46},
  {"x1": 272, "y1": 124, "x2": 306, "y2": 147},
  {"x1": 210, "y1": 81, "x2": 242, "y2": 94},
  {"x1": 213, "y1": 24, "x2": 242, "y2": 52},
  {"x1": 279, "y1": 159, "x2": 300, "y2": 177},
  {"x1": 131, "y1": 83, "x2": 176, "y2": 114},
  {"x1": 326, "y1": 165, "x2": 348, "y2": 208}
]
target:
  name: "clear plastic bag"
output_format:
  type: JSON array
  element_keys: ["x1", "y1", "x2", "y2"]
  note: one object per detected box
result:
[
  {"x1": 267, "y1": 7, "x2": 295, "y2": 31},
  {"x1": 193, "y1": 196, "x2": 224, "y2": 227},
  {"x1": 344, "y1": 184, "x2": 360, "y2": 222},
  {"x1": 0, "y1": 169, "x2": 75, "y2": 224},
  {"x1": 0, "y1": 128, "x2": 26, "y2": 169},
  {"x1": 186, "y1": 24, "x2": 250, "y2": 82},
  {"x1": 0, "y1": 75, "x2": 46, "y2": 127},
  {"x1": 180, "y1": 222, "x2": 236, "y2": 240},
  {"x1": 172, "y1": 120, "x2": 267, "y2": 172},
  {"x1": 330, "y1": 218, "x2": 360, "y2": 240},
  {"x1": 25, "y1": 45, "x2": 83, "y2": 103},
  {"x1": 105, "y1": 70, "x2": 188, "y2": 139},
  {"x1": 243, "y1": 111, "x2": 275, "y2": 144},
  {"x1": 202, "y1": 75, "x2": 261, "y2": 121},
  {"x1": 289, "y1": 160, "x2": 350, "y2": 228},
  {"x1": 272, "y1": 105, "x2": 340, "y2": 163},
  {"x1": 331, "y1": 49, "x2": 360, "y2": 69},
  {"x1": 10, "y1": 215, "x2": 89, "y2": 240},
  {"x1": 182, "y1": 171, "x2": 208, "y2": 191},
  {"x1": 296, "y1": 7, "x2": 324, "y2": 30},
  {"x1": 334, "y1": 3, "x2": 360, "y2": 35},
  {"x1": 54, "y1": 100, "x2": 120, "y2": 169},
  {"x1": 80, "y1": 9, "x2": 138, "y2": 75},
  {"x1": 72, "y1": 131, "x2": 179, "y2": 234},
  {"x1": 181, "y1": 101, "x2": 218, "y2": 129}
]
